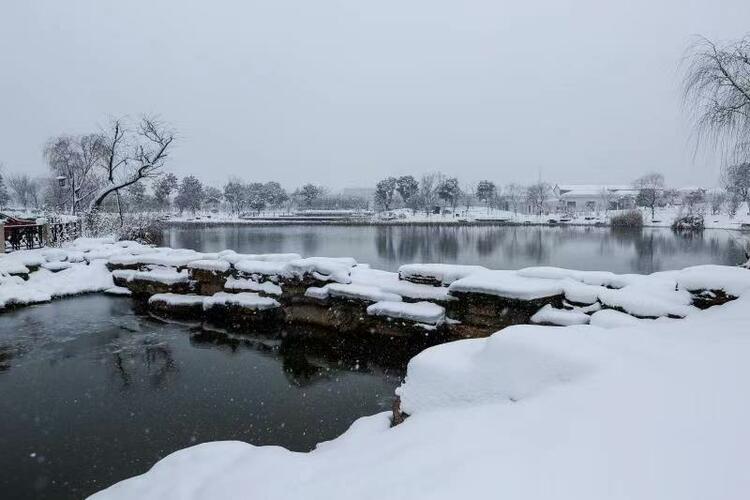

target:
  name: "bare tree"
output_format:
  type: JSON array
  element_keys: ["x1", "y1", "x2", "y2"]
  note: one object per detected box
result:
[
  {"x1": 709, "y1": 190, "x2": 727, "y2": 215},
  {"x1": 418, "y1": 172, "x2": 441, "y2": 216},
  {"x1": 633, "y1": 173, "x2": 664, "y2": 220},
  {"x1": 7, "y1": 174, "x2": 31, "y2": 209},
  {"x1": 683, "y1": 35, "x2": 750, "y2": 161},
  {"x1": 91, "y1": 117, "x2": 174, "y2": 209},
  {"x1": 721, "y1": 162, "x2": 750, "y2": 214},
  {"x1": 44, "y1": 134, "x2": 106, "y2": 214},
  {"x1": 504, "y1": 183, "x2": 524, "y2": 215},
  {"x1": 476, "y1": 180, "x2": 496, "y2": 213},
  {"x1": 598, "y1": 187, "x2": 613, "y2": 214},
  {"x1": 526, "y1": 182, "x2": 551, "y2": 216}
]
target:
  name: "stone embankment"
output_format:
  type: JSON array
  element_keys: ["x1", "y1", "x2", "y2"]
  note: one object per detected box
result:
[{"x1": 103, "y1": 248, "x2": 739, "y2": 340}]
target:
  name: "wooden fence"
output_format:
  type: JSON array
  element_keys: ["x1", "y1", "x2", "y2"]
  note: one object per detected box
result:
[{"x1": 1, "y1": 219, "x2": 81, "y2": 253}]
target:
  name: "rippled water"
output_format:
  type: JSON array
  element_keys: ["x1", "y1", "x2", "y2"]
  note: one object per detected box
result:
[
  {"x1": 164, "y1": 224, "x2": 748, "y2": 273},
  {"x1": 0, "y1": 295, "x2": 402, "y2": 500}
]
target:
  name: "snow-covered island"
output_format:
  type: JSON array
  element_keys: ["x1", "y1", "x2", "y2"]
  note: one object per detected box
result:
[{"x1": 2, "y1": 239, "x2": 750, "y2": 500}]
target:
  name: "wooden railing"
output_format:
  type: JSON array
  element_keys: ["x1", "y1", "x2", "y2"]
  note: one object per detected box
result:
[{"x1": 1, "y1": 219, "x2": 81, "y2": 253}]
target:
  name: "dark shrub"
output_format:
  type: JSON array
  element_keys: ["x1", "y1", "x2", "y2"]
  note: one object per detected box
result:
[{"x1": 610, "y1": 210, "x2": 643, "y2": 228}]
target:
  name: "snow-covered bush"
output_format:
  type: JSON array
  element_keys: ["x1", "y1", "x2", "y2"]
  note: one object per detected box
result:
[
  {"x1": 610, "y1": 210, "x2": 643, "y2": 228},
  {"x1": 82, "y1": 210, "x2": 164, "y2": 245},
  {"x1": 671, "y1": 214, "x2": 705, "y2": 232}
]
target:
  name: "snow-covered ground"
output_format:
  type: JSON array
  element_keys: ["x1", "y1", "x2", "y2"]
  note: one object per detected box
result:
[{"x1": 2, "y1": 239, "x2": 750, "y2": 499}]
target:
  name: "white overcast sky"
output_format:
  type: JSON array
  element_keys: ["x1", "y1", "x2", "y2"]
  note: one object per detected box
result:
[{"x1": 1, "y1": 0, "x2": 749, "y2": 189}]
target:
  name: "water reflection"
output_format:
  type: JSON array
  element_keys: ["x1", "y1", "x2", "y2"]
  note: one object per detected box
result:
[
  {"x1": 166, "y1": 224, "x2": 747, "y2": 273},
  {"x1": 0, "y1": 295, "x2": 400, "y2": 500}
]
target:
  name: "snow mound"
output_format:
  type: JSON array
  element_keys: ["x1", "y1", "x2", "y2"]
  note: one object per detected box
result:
[
  {"x1": 218, "y1": 251, "x2": 301, "y2": 264},
  {"x1": 325, "y1": 283, "x2": 402, "y2": 303},
  {"x1": 149, "y1": 293, "x2": 206, "y2": 306},
  {"x1": 676, "y1": 265, "x2": 750, "y2": 296},
  {"x1": 351, "y1": 267, "x2": 453, "y2": 301},
  {"x1": 589, "y1": 309, "x2": 642, "y2": 328},
  {"x1": 128, "y1": 268, "x2": 190, "y2": 285},
  {"x1": 225, "y1": 277, "x2": 282, "y2": 296},
  {"x1": 287, "y1": 257, "x2": 357, "y2": 283},
  {"x1": 202, "y1": 292, "x2": 280, "y2": 310},
  {"x1": 235, "y1": 260, "x2": 291, "y2": 276},
  {"x1": 187, "y1": 259, "x2": 231, "y2": 272},
  {"x1": 367, "y1": 301, "x2": 446, "y2": 325},
  {"x1": 396, "y1": 324, "x2": 594, "y2": 414},
  {"x1": 531, "y1": 305, "x2": 590, "y2": 326},
  {"x1": 449, "y1": 270, "x2": 565, "y2": 300}
]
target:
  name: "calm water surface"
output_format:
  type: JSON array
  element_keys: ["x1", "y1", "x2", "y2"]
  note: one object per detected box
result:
[
  {"x1": 0, "y1": 295, "x2": 401, "y2": 500},
  {"x1": 165, "y1": 224, "x2": 748, "y2": 273}
]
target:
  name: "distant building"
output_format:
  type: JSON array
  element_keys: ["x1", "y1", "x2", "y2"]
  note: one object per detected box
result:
[{"x1": 552, "y1": 185, "x2": 638, "y2": 213}]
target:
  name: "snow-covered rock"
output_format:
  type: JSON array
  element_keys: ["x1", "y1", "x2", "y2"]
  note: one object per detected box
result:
[
  {"x1": 324, "y1": 283, "x2": 402, "y2": 303},
  {"x1": 202, "y1": 292, "x2": 280, "y2": 311},
  {"x1": 225, "y1": 277, "x2": 282, "y2": 296},
  {"x1": 235, "y1": 260, "x2": 291, "y2": 276},
  {"x1": 367, "y1": 301, "x2": 446, "y2": 325},
  {"x1": 449, "y1": 270, "x2": 565, "y2": 300},
  {"x1": 187, "y1": 259, "x2": 231, "y2": 273},
  {"x1": 531, "y1": 304, "x2": 590, "y2": 326}
]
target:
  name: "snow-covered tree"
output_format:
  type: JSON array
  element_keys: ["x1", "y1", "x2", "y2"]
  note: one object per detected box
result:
[
  {"x1": 683, "y1": 190, "x2": 705, "y2": 214},
  {"x1": 223, "y1": 179, "x2": 247, "y2": 215},
  {"x1": 437, "y1": 177, "x2": 461, "y2": 213},
  {"x1": 709, "y1": 190, "x2": 727, "y2": 215},
  {"x1": 7, "y1": 173, "x2": 33, "y2": 209},
  {"x1": 396, "y1": 176, "x2": 419, "y2": 213},
  {"x1": 91, "y1": 117, "x2": 175, "y2": 210},
  {"x1": 44, "y1": 134, "x2": 106, "y2": 214},
  {"x1": 525, "y1": 182, "x2": 551, "y2": 216},
  {"x1": 0, "y1": 170, "x2": 9, "y2": 208},
  {"x1": 504, "y1": 183, "x2": 524, "y2": 215},
  {"x1": 154, "y1": 173, "x2": 178, "y2": 210},
  {"x1": 127, "y1": 181, "x2": 147, "y2": 212},
  {"x1": 721, "y1": 162, "x2": 750, "y2": 214},
  {"x1": 683, "y1": 35, "x2": 750, "y2": 161},
  {"x1": 374, "y1": 177, "x2": 397, "y2": 212},
  {"x1": 418, "y1": 173, "x2": 441, "y2": 216},
  {"x1": 634, "y1": 173, "x2": 664, "y2": 220},
  {"x1": 476, "y1": 180, "x2": 496, "y2": 212},
  {"x1": 246, "y1": 182, "x2": 267, "y2": 214},
  {"x1": 175, "y1": 176, "x2": 203, "y2": 214},
  {"x1": 598, "y1": 188, "x2": 613, "y2": 213},
  {"x1": 297, "y1": 184, "x2": 322, "y2": 209},
  {"x1": 264, "y1": 182, "x2": 288, "y2": 212}
]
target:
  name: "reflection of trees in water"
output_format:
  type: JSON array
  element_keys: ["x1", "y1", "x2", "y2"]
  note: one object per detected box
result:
[
  {"x1": 373, "y1": 225, "x2": 745, "y2": 270},
  {"x1": 0, "y1": 344, "x2": 18, "y2": 372},
  {"x1": 189, "y1": 325, "x2": 422, "y2": 387},
  {"x1": 109, "y1": 337, "x2": 178, "y2": 390}
]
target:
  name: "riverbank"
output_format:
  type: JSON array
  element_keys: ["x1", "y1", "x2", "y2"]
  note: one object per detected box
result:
[{"x1": 165, "y1": 206, "x2": 750, "y2": 231}]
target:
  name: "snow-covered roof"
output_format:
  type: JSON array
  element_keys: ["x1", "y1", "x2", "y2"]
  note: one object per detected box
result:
[{"x1": 555, "y1": 184, "x2": 638, "y2": 198}]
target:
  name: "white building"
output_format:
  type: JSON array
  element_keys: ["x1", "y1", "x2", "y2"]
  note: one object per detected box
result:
[{"x1": 552, "y1": 185, "x2": 638, "y2": 213}]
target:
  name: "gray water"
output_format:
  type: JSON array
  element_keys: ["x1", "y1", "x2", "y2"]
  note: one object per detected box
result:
[
  {"x1": 0, "y1": 295, "x2": 402, "y2": 500},
  {"x1": 164, "y1": 224, "x2": 748, "y2": 273}
]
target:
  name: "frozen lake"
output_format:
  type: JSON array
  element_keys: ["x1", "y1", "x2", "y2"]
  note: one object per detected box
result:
[
  {"x1": 164, "y1": 224, "x2": 749, "y2": 273},
  {"x1": 0, "y1": 295, "x2": 403, "y2": 500}
]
